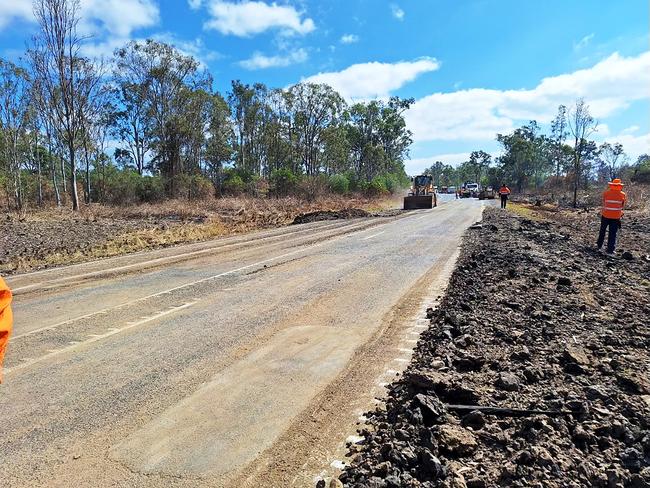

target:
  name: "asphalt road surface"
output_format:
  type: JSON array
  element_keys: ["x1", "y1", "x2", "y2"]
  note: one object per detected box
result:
[{"x1": 1, "y1": 196, "x2": 486, "y2": 487}]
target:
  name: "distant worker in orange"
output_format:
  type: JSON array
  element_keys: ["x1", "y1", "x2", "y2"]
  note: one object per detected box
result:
[
  {"x1": 0, "y1": 276, "x2": 13, "y2": 383},
  {"x1": 597, "y1": 178, "x2": 626, "y2": 255},
  {"x1": 498, "y1": 183, "x2": 511, "y2": 209}
]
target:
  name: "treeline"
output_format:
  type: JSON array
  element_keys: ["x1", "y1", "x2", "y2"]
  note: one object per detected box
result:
[
  {"x1": 0, "y1": 0, "x2": 411, "y2": 212},
  {"x1": 423, "y1": 99, "x2": 650, "y2": 206}
]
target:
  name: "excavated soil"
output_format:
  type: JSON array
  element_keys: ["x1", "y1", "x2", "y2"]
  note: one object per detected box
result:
[{"x1": 341, "y1": 206, "x2": 650, "y2": 487}]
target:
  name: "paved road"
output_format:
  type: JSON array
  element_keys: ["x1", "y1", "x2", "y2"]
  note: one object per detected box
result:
[{"x1": 1, "y1": 197, "x2": 485, "y2": 487}]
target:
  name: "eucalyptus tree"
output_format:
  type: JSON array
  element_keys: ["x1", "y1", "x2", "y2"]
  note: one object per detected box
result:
[
  {"x1": 0, "y1": 59, "x2": 32, "y2": 210},
  {"x1": 31, "y1": 0, "x2": 102, "y2": 210},
  {"x1": 567, "y1": 99, "x2": 598, "y2": 207}
]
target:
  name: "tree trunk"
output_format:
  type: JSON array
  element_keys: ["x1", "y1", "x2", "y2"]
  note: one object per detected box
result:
[
  {"x1": 61, "y1": 153, "x2": 67, "y2": 192},
  {"x1": 36, "y1": 132, "x2": 43, "y2": 207},
  {"x1": 48, "y1": 135, "x2": 61, "y2": 207},
  {"x1": 83, "y1": 139, "x2": 91, "y2": 204},
  {"x1": 68, "y1": 143, "x2": 80, "y2": 211}
]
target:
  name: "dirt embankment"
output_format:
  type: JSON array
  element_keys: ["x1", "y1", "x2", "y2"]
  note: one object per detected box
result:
[
  {"x1": 1, "y1": 195, "x2": 399, "y2": 275},
  {"x1": 341, "y1": 206, "x2": 650, "y2": 487}
]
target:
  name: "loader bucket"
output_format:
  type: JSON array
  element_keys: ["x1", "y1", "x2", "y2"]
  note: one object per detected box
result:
[{"x1": 403, "y1": 195, "x2": 433, "y2": 210}]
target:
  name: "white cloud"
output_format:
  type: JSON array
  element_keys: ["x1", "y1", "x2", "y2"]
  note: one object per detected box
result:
[
  {"x1": 151, "y1": 33, "x2": 222, "y2": 65},
  {"x1": 302, "y1": 57, "x2": 440, "y2": 99},
  {"x1": 391, "y1": 4, "x2": 404, "y2": 21},
  {"x1": 406, "y1": 153, "x2": 470, "y2": 174},
  {"x1": 0, "y1": 0, "x2": 159, "y2": 39},
  {"x1": 622, "y1": 125, "x2": 640, "y2": 134},
  {"x1": 340, "y1": 34, "x2": 359, "y2": 44},
  {"x1": 574, "y1": 33, "x2": 595, "y2": 51},
  {"x1": 406, "y1": 51, "x2": 650, "y2": 144},
  {"x1": 203, "y1": 1, "x2": 315, "y2": 37},
  {"x1": 0, "y1": 0, "x2": 32, "y2": 29},
  {"x1": 606, "y1": 132, "x2": 650, "y2": 158},
  {"x1": 188, "y1": 0, "x2": 203, "y2": 9},
  {"x1": 80, "y1": 0, "x2": 159, "y2": 38},
  {"x1": 239, "y1": 48, "x2": 308, "y2": 69}
]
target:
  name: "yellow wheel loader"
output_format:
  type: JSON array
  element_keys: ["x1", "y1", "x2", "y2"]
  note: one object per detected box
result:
[{"x1": 404, "y1": 175, "x2": 437, "y2": 209}]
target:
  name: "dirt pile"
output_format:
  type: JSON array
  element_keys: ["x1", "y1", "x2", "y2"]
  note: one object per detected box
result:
[
  {"x1": 292, "y1": 208, "x2": 371, "y2": 224},
  {"x1": 341, "y1": 207, "x2": 650, "y2": 487}
]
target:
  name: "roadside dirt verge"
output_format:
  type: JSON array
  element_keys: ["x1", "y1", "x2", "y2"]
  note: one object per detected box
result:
[
  {"x1": 341, "y1": 206, "x2": 650, "y2": 487},
  {"x1": 1, "y1": 196, "x2": 398, "y2": 275}
]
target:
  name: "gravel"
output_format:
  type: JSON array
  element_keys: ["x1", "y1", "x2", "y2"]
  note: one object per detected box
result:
[{"x1": 341, "y1": 207, "x2": 650, "y2": 487}]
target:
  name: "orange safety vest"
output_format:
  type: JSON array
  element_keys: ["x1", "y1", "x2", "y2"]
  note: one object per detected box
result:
[
  {"x1": 0, "y1": 277, "x2": 13, "y2": 383},
  {"x1": 499, "y1": 186, "x2": 511, "y2": 195},
  {"x1": 601, "y1": 188, "x2": 626, "y2": 220}
]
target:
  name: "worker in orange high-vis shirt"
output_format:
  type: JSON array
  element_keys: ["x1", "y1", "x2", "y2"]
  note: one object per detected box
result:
[
  {"x1": 498, "y1": 183, "x2": 511, "y2": 209},
  {"x1": 0, "y1": 276, "x2": 13, "y2": 383},
  {"x1": 597, "y1": 178, "x2": 626, "y2": 255}
]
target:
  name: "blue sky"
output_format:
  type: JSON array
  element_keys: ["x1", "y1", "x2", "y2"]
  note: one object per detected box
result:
[{"x1": 1, "y1": 0, "x2": 648, "y2": 173}]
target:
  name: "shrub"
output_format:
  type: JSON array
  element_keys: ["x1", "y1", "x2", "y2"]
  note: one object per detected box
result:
[
  {"x1": 222, "y1": 174, "x2": 245, "y2": 195},
  {"x1": 368, "y1": 175, "x2": 389, "y2": 195},
  {"x1": 297, "y1": 174, "x2": 329, "y2": 201},
  {"x1": 269, "y1": 168, "x2": 299, "y2": 196},
  {"x1": 329, "y1": 174, "x2": 350, "y2": 194},
  {"x1": 136, "y1": 175, "x2": 165, "y2": 203},
  {"x1": 189, "y1": 175, "x2": 214, "y2": 200}
]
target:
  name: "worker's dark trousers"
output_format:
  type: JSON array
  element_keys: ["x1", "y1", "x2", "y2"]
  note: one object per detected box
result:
[
  {"x1": 597, "y1": 216, "x2": 620, "y2": 253},
  {"x1": 500, "y1": 195, "x2": 508, "y2": 209}
]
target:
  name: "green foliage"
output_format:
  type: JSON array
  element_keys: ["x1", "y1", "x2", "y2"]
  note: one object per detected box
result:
[
  {"x1": 368, "y1": 175, "x2": 389, "y2": 195},
  {"x1": 328, "y1": 174, "x2": 350, "y2": 194},
  {"x1": 222, "y1": 174, "x2": 245, "y2": 195},
  {"x1": 632, "y1": 154, "x2": 650, "y2": 183},
  {"x1": 269, "y1": 168, "x2": 299, "y2": 196}
]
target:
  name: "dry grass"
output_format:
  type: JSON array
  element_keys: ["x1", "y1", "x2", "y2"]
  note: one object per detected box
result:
[
  {"x1": 2, "y1": 194, "x2": 398, "y2": 274},
  {"x1": 506, "y1": 202, "x2": 547, "y2": 221}
]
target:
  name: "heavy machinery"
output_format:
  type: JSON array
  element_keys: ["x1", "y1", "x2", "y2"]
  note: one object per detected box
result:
[
  {"x1": 460, "y1": 182, "x2": 479, "y2": 198},
  {"x1": 404, "y1": 175, "x2": 437, "y2": 209},
  {"x1": 478, "y1": 186, "x2": 496, "y2": 200}
]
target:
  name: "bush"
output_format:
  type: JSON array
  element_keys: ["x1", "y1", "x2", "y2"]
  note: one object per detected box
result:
[
  {"x1": 632, "y1": 159, "x2": 650, "y2": 184},
  {"x1": 269, "y1": 168, "x2": 299, "y2": 196},
  {"x1": 368, "y1": 175, "x2": 389, "y2": 195},
  {"x1": 189, "y1": 175, "x2": 214, "y2": 200},
  {"x1": 222, "y1": 174, "x2": 245, "y2": 195},
  {"x1": 297, "y1": 174, "x2": 329, "y2": 201},
  {"x1": 136, "y1": 175, "x2": 165, "y2": 203},
  {"x1": 329, "y1": 174, "x2": 350, "y2": 194}
]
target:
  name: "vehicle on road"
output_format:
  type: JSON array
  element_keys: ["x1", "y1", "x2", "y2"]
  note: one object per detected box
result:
[
  {"x1": 404, "y1": 175, "x2": 437, "y2": 209},
  {"x1": 447, "y1": 186, "x2": 456, "y2": 194},
  {"x1": 478, "y1": 186, "x2": 496, "y2": 200},
  {"x1": 465, "y1": 182, "x2": 480, "y2": 198}
]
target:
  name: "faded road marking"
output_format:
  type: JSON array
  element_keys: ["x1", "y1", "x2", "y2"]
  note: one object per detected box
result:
[{"x1": 6, "y1": 301, "x2": 197, "y2": 375}]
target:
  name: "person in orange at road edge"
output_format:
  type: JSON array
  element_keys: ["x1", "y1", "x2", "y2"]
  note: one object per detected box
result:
[
  {"x1": 498, "y1": 183, "x2": 511, "y2": 209},
  {"x1": 597, "y1": 178, "x2": 626, "y2": 255},
  {"x1": 0, "y1": 276, "x2": 13, "y2": 383}
]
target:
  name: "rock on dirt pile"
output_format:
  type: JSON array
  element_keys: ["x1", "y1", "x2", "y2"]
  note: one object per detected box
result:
[{"x1": 341, "y1": 207, "x2": 650, "y2": 487}]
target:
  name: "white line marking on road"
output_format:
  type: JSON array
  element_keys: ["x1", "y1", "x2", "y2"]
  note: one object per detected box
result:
[
  {"x1": 394, "y1": 358, "x2": 410, "y2": 363},
  {"x1": 362, "y1": 230, "x2": 385, "y2": 240},
  {"x1": 403, "y1": 339, "x2": 418, "y2": 344},
  {"x1": 5, "y1": 301, "x2": 197, "y2": 375},
  {"x1": 13, "y1": 220, "x2": 387, "y2": 341},
  {"x1": 397, "y1": 348, "x2": 413, "y2": 353}
]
